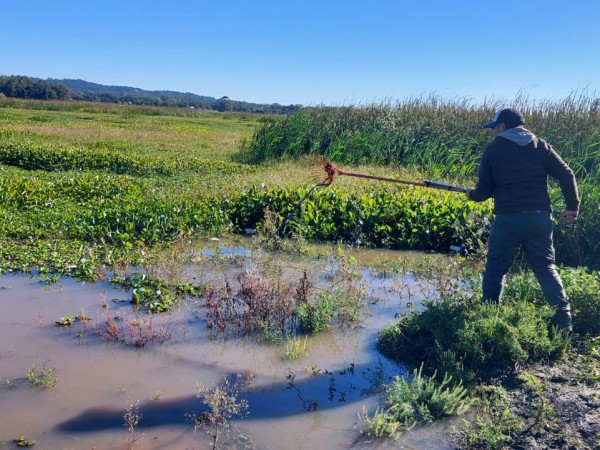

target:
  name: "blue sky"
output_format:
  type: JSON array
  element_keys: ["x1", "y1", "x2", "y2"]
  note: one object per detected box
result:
[{"x1": 2, "y1": 1, "x2": 599, "y2": 105}]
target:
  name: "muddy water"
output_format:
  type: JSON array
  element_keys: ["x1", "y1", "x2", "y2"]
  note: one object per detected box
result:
[{"x1": 0, "y1": 246, "x2": 457, "y2": 450}]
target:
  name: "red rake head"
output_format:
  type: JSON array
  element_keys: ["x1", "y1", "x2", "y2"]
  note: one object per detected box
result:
[{"x1": 311, "y1": 156, "x2": 340, "y2": 186}]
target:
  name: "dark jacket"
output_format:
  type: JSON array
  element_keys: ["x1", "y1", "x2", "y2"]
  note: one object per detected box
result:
[{"x1": 469, "y1": 127, "x2": 580, "y2": 214}]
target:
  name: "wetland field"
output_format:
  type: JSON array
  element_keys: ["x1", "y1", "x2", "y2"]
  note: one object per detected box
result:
[{"x1": 1, "y1": 98, "x2": 599, "y2": 449}]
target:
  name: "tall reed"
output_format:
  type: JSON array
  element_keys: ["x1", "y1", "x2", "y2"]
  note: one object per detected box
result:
[{"x1": 240, "y1": 93, "x2": 600, "y2": 183}]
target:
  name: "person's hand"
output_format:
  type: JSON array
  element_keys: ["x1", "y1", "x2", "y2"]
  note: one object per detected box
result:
[{"x1": 559, "y1": 210, "x2": 578, "y2": 222}]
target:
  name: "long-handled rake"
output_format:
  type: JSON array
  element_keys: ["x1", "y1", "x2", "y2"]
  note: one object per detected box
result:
[
  {"x1": 265, "y1": 157, "x2": 467, "y2": 243},
  {"x1": 314, "y1": 158, "x2": 467, "y2": 192}
]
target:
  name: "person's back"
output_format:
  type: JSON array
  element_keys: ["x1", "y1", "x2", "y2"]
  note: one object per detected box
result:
[
  {"x1": 486, "y1": 136, "x2": 552, "y2": 212},
  {"x1": 470, "y1": 124, "x2": 579, "y2": 214}
]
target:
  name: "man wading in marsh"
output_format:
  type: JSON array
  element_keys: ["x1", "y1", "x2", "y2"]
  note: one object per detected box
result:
[{"x1": 465, "y1": 107, "x2": 580, "y2": 331}]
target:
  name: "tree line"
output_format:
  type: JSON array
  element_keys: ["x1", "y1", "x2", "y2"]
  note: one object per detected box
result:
[
  {"x1": 0, "y1": 75, "x2": 70, "y2": 100},
  {"x1": 0, "y1": 75, "x2": 300, "y2": 114}
]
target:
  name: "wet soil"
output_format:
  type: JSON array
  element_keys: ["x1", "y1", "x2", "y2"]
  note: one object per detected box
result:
[
  {"x1": 453, "y1": 339, "x2": 600, "y2": 450},
  {"x1": 505, "y1": 350, "x2": 600, "y2": 450}
]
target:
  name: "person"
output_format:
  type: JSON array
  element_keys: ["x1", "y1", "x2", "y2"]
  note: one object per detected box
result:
[{"x1": 465, "y1": 107, "x2": 579, "y2": 331}]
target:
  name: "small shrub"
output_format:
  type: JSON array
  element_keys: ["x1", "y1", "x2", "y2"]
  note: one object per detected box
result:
[
  {"x1": 360, "y1": 363, "x2": 473, "y2": 439},
  {"x1": 260, "y1": 319, "x2": 285, "y2": 343},
  {"x1": 189, "y1": 374, "x2": 253, "y2": 449},
  {"x1": 456, "y1": 406, "x2": 521, "y2": 450}
]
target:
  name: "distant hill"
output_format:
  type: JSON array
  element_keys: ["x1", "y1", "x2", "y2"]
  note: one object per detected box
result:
[
  {"x1": 51, "y1": 78, "x2": 217, "y2": 104},
  {"x1": 0, "y1": 74, "x2": 300, "y2": 114},
  {"x1": 51, "y1": 78, "x2": 300, "y2": 114}
]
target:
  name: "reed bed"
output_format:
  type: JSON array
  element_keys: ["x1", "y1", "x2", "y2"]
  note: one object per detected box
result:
[{"x1": 240, "y1": 92, "x2": 600, "y2": 183}]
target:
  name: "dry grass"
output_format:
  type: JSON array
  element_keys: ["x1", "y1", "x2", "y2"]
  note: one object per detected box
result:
[{"x1": 4, "y1": 121, "x2": 250, "y2": 159}]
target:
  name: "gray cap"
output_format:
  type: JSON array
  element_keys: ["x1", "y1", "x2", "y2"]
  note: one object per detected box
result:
[{"x1": 483, "y1": 107, "x2": 525, "y2": 129}]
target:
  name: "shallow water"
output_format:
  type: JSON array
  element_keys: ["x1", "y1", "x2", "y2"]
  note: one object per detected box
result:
[{"x1": 0, "y1": 245, "x2": 458, "y2": 450}]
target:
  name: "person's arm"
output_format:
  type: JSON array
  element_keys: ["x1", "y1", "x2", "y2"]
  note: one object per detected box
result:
[{"x1": 542, "y1": 141, "x2": 580, "y2": 218}]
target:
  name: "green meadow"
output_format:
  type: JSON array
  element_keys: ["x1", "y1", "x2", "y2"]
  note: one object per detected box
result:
[{"x1": 1, "y1": 95, "x2": 598, "y2": 274}]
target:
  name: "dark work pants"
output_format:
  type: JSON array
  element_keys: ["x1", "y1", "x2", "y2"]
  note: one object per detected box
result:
[{"x1": 482, "y1": 211, "x2": 572, "y2": 331}]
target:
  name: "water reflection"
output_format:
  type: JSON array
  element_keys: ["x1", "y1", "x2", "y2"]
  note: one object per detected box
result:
[{"x1": 57, "y1": 358, "x2": 405, "y2": 432}]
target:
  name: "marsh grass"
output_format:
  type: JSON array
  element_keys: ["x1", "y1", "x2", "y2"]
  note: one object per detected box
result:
[{"x1": 240, "y1": 93, "x2": 600, "y2": 183}]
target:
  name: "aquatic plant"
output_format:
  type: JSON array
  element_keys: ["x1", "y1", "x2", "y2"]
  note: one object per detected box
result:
[
  {"x1": 98, "y1": 313, "x2": 172, "y2": 348},
  {"x1": 189, "y1": 374, "x2": 253, "y2": 449},
  {"x1": 204, "y1": 250, "x2": 369, "y2": 340},
  {"x1": 12, "y1": 436, "x2": 36, "y2": 447},
  {"x1": 27, "y1": 363, "x2": 57, "y2": 389},
  {"x1": 296, "y1": 292, "x2": 334, "y2": 334},
  {"x1": 123, "y1": 399, "x2": 143, "y2": 449},
  {"x1": 284, "y1": 336, "x2": 308, "y2": 360},
  {"x1": 205, "y1": 269, "x2": 297, "y2": 339},
  {"x1": 55, "y1": 314, "x2": 75, "y2": 327},
  {"x1": 111, "y1": 273, "x2": 176, "y2": 313}
]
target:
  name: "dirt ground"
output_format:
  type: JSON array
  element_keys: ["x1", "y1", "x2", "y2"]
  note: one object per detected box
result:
[
  {"x1": 515, "y1": 365, "x2": 600, "y2": 448},
  {"x1": 495, "y1": 339, "x2": 599, "y2": 450}
]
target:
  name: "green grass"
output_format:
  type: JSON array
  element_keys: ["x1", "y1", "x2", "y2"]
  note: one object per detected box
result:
[{"x1": 377, "y1": 293, "x2": 570, "y2": 384}]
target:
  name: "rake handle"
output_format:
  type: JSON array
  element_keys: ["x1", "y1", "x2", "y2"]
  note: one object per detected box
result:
[{"x1": 336, "y1": 169, "x2": 467, "y2": 193}]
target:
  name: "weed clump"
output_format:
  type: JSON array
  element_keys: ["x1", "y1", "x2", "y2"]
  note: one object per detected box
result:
[
  {"x1": 377, "y1": 295, "x2": 569, "y2": 384},
  {"x1": 360, "y1": 363, "x2": 473, "y2": 439},
  {"x1": 205, "y1": 251, "x2": 367, "y2": 341},
  {"x1": 98, "y1": 313, "x2": 172, "y2": 348}
]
